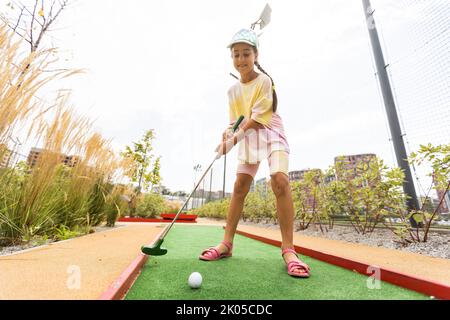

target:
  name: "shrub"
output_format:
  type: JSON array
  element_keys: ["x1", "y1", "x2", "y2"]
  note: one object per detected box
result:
[
  {"x1": 383, "y1": 143, "x2": 450, "y2": 244},
  {"x1": 192, "y1": 198, "x2": 230, "y2": 219},
  {"x1": 53, "y1": 225, "x2": 83, "y2": 241},
  {"x1": 164, "y1": 200, "x2": 182, "y2": 214},
  {"x1": 86, "y1": 179, "x2": 109, "y2": 227},
  {"x1": 135, "y1": 192, "x2": 168, "y2": 218},
  {"x1": 331, "y1": 156, "x2": 405, "y2": 235},
  {"x1": 104, "y1": 193, "x2": 125, "y2": 227},
  {"x1": 242, "y1": 186, "x2": 276, "y2": 223},
  {"x1": 193, "y1": 185, "x2": 277, "y2": 223}
]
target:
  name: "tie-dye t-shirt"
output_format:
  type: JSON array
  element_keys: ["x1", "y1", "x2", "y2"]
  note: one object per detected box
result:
[{"x1": 227, "y1": 73, "x2": 290, "y2": 163}]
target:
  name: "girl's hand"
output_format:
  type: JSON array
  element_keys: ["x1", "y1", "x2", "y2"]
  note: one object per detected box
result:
[
  {"x1": 216, "y1": 125, "x2": 235, "y2": 156},
  {"x1": 222, "y1": 126, "x2": 234, "y2": 142},
  {"x1": 215, "y1": 128, "x2": 245, "y2": 156},
  {"x1": 215, "y1": 139, "x2": 234, "y2": 156}
]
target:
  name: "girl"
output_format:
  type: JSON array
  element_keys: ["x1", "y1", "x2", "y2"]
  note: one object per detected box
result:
[{"x1": 199, "y1": 28, "x2": 311, "y2": 278}]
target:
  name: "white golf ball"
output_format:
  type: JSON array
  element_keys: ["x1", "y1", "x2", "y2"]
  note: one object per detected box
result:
[{"x1": 188, "y1": 272, "x2": 202, "y2": 289}]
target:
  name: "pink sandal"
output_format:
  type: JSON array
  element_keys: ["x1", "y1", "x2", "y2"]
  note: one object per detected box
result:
[
  {"x1": 282, "y1": 248, "x2": 311, "y2": 278},
  {"x1": 199, "y1": 241, "x2": 233, "y2": 261}
]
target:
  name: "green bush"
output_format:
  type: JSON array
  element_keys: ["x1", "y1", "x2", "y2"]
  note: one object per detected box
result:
[
  {"x1": 86, "y1": 179, "x2": 109, "y2": 227},
  {"x1": 164, "y1": 200, "x2": 182, "y2": 214},
  {"x1": 135, "y1": 192, "x2": 168, "y2": 218},
  {"x1": 387, "y1": 143, "x2": 450, "y2": 243},
  {"x1": 0, "y1": 160, "x2": 128, "y2": 246},
  {"x1": 53, "y1": 225, "x2": 83, "y2": 241},
  {"x1": 192, "y1": 198, "x2": 230, "y2": 219},
  {"x1": 242, "y1": 187, "x2": 276, "y2": 223},
  {"x1": 291, "y1": 169, "x2": 330, "y2": 231},
  {"x1": 193, "y1": 186, "x2": 277, "y2": 223},
  {"x1": 104, "y1": 193, "x2": 127, "y2": 227},
  {"x1": 0, "y1": 162, "x2": 67, "y2": 245}
]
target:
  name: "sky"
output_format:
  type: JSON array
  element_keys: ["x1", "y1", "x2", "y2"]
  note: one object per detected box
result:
[{"x1": 2, "y1": 0, "x2": 447, "y2": 195}]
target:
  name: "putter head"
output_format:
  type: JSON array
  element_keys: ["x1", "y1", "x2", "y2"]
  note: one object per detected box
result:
[{"x1": 141, "y1": 238, "x2": 168, "y2": 256}]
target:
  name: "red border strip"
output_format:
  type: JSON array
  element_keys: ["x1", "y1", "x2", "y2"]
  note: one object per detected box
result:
[
  {"x1": 160, "y1": 214, "x2": 198, "y2": 221},
  {"x1": 98, "y1": 254, "x2": 148, "y2": 300},
  {"x1": 235, "y1": 228, "x2": 450, "y2": 300},
  {"x1": 118, "y1": 217, "x2": 196, "y2": 223},
  {"x1": 98, "y1": 226, "x2": 168, "y2": 300}
]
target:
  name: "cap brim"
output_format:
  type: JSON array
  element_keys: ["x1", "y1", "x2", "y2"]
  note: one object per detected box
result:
[{"x1": 227, "y1": 40, "x2": 257, "y2": 49}]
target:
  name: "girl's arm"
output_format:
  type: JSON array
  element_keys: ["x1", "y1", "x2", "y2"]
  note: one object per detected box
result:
[
  {"x1": 217, "y1": 118, "x2": 265, "y2": 156},
  {"x1": 241, "y1": 118, "x2": 265, "y2": 132},
  {"x1": 231, "y1": 118, "x2": 264, "y2": 146},
  {"x1": 224, "y1": 118, "x2": 264, "y2": 141}
]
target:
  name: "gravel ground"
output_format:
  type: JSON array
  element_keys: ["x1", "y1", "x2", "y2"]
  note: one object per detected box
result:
[
  {"x1": 0, "y1": 239, "x2": 55, "y2": 256},
  {"x1": 239, "y1": 220, "x2": 450, "y2": 260},
  {"x1": 0, "y1": 224, "x2": 123, "y2": 256}
]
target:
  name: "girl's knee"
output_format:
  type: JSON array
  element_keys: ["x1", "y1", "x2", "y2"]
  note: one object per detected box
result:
[
  {"x1": 271, "y1": 173, "x2": 290, "y2": 196},
  {"x1": 234, "y1": 175, "x2": 252, "y2": 196}
]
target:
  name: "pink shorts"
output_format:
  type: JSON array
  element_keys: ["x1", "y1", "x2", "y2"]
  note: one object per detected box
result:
[{"x1": 236, "y1": 151, "x2": 289, "y2": 179}]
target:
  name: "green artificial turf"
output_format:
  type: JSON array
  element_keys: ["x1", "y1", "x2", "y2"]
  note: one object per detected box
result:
[{"x1": 125, "y1": 225, "x2": 430, "y2": 300}]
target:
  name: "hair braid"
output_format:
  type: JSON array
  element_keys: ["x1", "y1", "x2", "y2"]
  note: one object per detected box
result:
[{"x1": 254, "y1": 61, "x2": 278, "y2": 112}]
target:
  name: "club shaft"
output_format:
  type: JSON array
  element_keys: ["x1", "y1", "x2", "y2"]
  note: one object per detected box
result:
[
  {"x1": 158, "y1": 115, "x2": 244, "y2": 241},
  {"x1": 160, "y1": 156, "x2": 218, "y2": 239}
]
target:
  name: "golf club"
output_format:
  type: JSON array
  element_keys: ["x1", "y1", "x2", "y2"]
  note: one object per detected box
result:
[{"x1": 141, "y1": 115, "x2": 245, "y2": 256}]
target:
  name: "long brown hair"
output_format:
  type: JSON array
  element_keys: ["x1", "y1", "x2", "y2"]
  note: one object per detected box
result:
[{"x1": 254, "y1": 60, "x2": 278, "y2": 112}]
